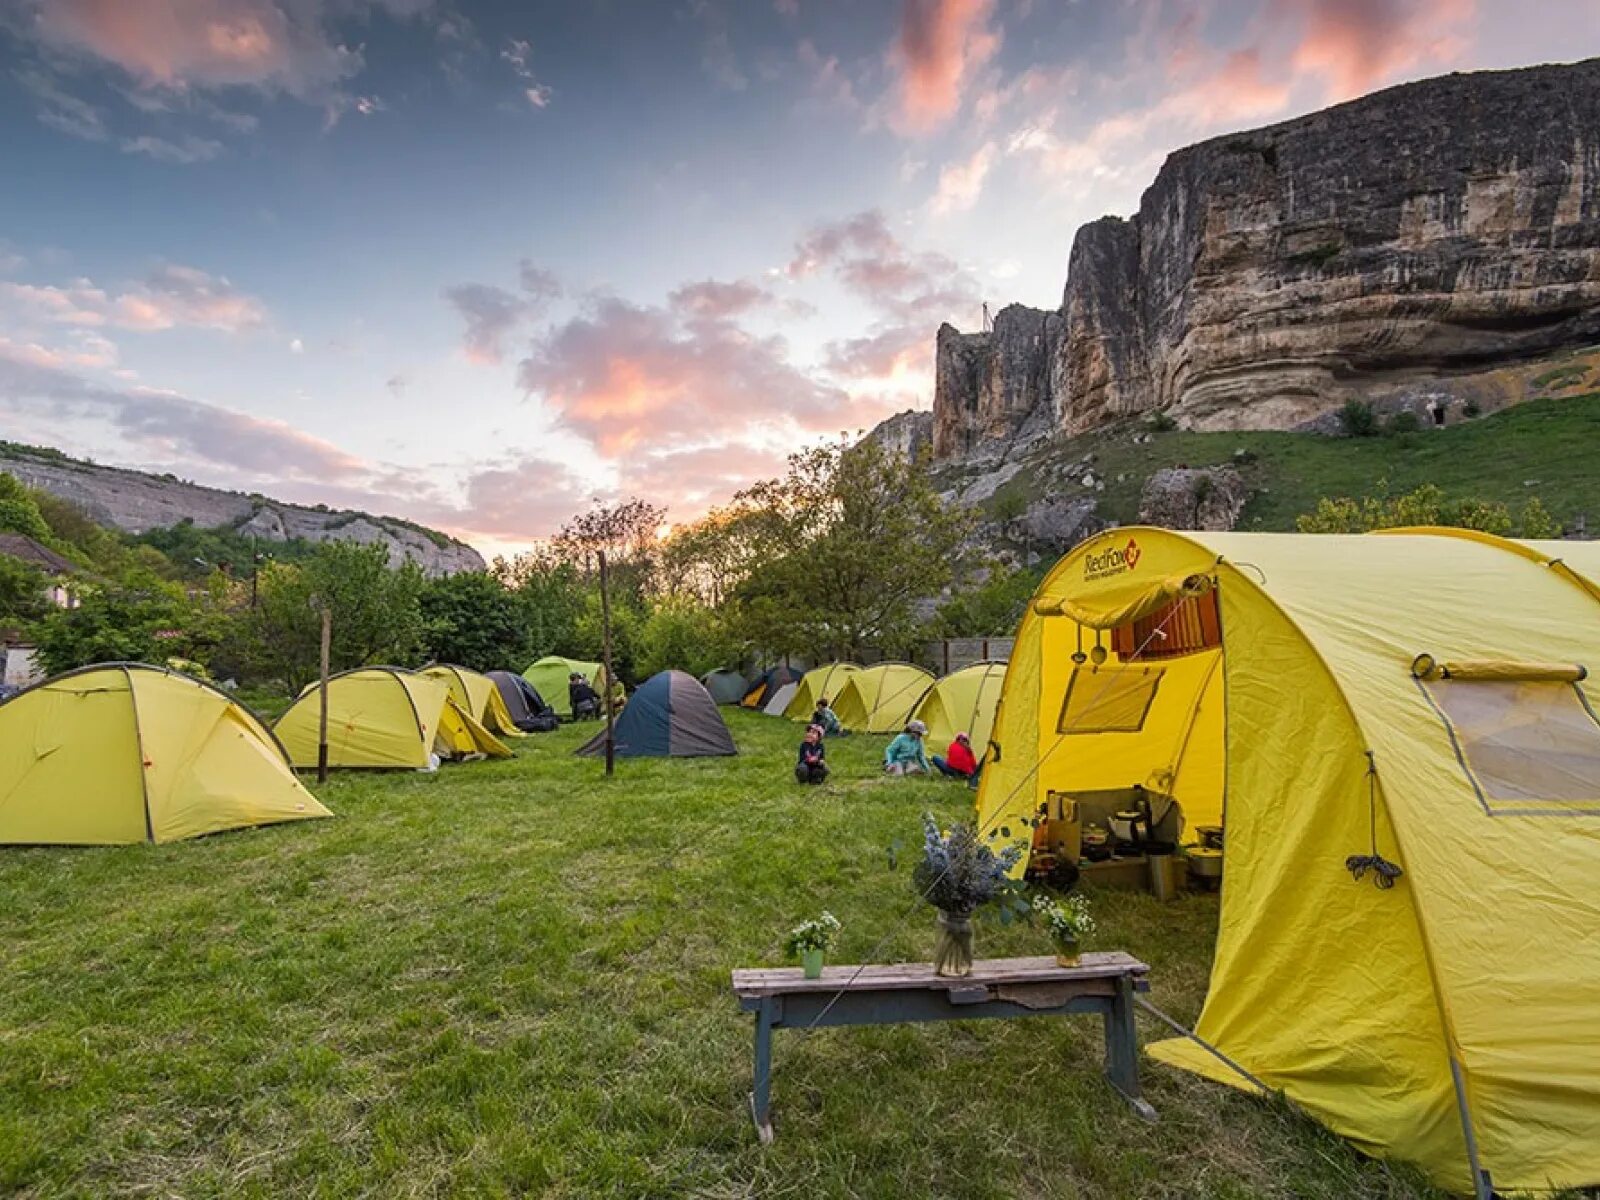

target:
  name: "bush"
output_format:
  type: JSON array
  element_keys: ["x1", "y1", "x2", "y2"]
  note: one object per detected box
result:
[
  {"x1": 1520, "y1": 497, "x2": 1561, "y2": 539},
  {"x1": 1147, "y1": 411, "x2": 1178, "y2": 433},
  {"x1": 1338, "y1": 401, "x2": 1379, "y2": 438},
  {"x1": 1386, "y1": 410, "x2": 1421, "y2": 435}
]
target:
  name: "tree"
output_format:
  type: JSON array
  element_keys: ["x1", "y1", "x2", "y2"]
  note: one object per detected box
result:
[
  {"x1": 1297, "y1": 482, "x2": 1516, "y2": 536},
  {"x1": 0, "y1": 474, "x2": 53, "y2": 542},
  {"x1": 635, "y1": 596, "x2": 737, "y2": 679},
  {"x1": 420, "y1": 571, "x2": 526, "y2": 671},
  {"x1": 29, "y1": 569, "x2": 216, "y2": 676},
  {"x1": 934, "y1": 562, "x2": 1043, "y2": 637},
  {"x1": 496, "y1": 548, "x2": 585, "y2": 662},
  {"x1": 553, "y1": 498, "x2": 665, "y2": 597},
  {"x1": 238, "y1": 542, "x2": 425, "y2": 692},
  {"x1": 0, "y1": 556, "x2": 47, "y2": 625},
  {"x1": 728, "y1": 439, "x2": 970, "y2": 660}
]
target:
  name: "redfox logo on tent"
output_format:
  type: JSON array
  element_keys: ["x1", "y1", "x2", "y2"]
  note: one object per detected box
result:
[{"x1": 1084, "y1": 537, "x2": 1142, "y2": 580}]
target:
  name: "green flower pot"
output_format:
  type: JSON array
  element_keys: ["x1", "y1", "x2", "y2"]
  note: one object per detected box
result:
[{"x1": 801, "y1": 947, "x2": 824, "y2": 979}]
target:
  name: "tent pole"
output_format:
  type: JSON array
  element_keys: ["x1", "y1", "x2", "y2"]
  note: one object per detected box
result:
[{"x1": 599, "y1": 550, "x2": 617, "y2": 777}]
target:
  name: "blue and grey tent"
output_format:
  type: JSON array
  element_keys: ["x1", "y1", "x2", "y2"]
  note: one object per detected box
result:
[
  {"x1": 488, "y1": 670, "x2": 558, "y2": 732},
  {"x1": 700, "y1": 668, "x2": 748, "y2": 705},
  {"x1": 575, "y1": 670, "x2": 736, "y2": 759}
]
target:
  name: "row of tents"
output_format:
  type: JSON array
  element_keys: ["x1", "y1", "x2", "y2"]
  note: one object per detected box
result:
[{"x1": 710, "y1": 660, "x2": 1009, "y2": 750}]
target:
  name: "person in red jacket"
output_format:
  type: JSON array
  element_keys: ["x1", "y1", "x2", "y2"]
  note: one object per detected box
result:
[{"x1": 931, "y1": 731, "x2": 977, "y2": 780}]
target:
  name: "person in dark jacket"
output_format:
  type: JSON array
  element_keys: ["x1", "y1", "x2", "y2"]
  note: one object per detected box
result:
[
  {"x1": 795, "y1": 724, "x2": 829, "y2": 784},
  {"x1": 569, "y1": 673, "x2": 602, "y2": 720},
  {"x1": 811, "y1": 697, "x2": 847, "y2": 737},
  {"x1": 932, "y1": 731, "x2": 978, "y2": 780}
]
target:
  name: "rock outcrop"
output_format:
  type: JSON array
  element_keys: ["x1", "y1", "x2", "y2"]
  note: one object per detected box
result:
[
  {"x1": 934, "y1": 58, "x2": 1600, "y2": 455},
  {"x1": 1, "y1": 446, "x2": 484, "y2": 576},
  {"x1": 1138, "y1": 467, "x2": 1249, "y2": 531},
  {"x1": 865, "y1": 409, "x2": 934, "y2": 461}
]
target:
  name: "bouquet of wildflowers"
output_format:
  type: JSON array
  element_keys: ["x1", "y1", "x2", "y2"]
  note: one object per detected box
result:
[
  {"x1": 911, "y1": 814, "x2": 1024, "y2": 917},
  {"x1": 1032, "y1": 891, "x2": 1094, "y2": 947},
  {"x1": 784, "y1": 911, "x2": 841, "y2": 958}
]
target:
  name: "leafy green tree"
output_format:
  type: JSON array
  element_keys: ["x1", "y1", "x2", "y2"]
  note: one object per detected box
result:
[
  {"x1": 496, "y1": 549, "x2": 585, "y2": 663},
  {"x1": 0, "y1": 556, "x2": 47, "y2": 625},
  {"x1": 934, "y1": 563, "x2": 1043, "y2": 637},
  {"x1": 420, "y1": 571, "x2": 526, "y2": 670},
  {"x1": 29, "y1": 570, "x2": 214, "y2": 676},
  {"x1": 237, "y1": 543, "x2": 425, "y2": 692},
  {"x1": 728, "y1": 439, "x2": 971, "y2": 660},
  {"x1": 635, "y1": 596, "x2": 737, "y2": 679},
  {"x1": 0, "y1": 474, "x2": 53, "y2": 542}
]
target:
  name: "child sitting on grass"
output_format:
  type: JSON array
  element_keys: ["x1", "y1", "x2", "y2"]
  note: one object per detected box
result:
[{"x1": 796, "y1": 724, "x2": 829, "y2": 785}]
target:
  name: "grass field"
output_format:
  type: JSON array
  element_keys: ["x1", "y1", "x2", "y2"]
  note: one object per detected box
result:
[
  {"x1": 987, "y1": 391, "x2": 1600, "y2": 533},
  {"x1": 1, "y1": 711, "x2": 1452, "y2": 1199}
]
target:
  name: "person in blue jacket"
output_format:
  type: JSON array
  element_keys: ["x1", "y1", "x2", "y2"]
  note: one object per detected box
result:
[{"x1": 883, "y1": 719, "x2": 930, "y2": 776}]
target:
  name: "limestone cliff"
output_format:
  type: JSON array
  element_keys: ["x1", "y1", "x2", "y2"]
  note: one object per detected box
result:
[
  {"x1": 0, "y1": 445, "x2": 485, "y2": 576},
  {"x1": 933, "y1": 58, "x2": 1600, "y2": 455}
]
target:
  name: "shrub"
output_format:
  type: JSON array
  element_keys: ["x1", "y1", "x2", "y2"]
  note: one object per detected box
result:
[
  {"x1": 1338, "y1": 401, "x2": 1379, "y2": 438},
  {"x1": 1520, "y1": 497, "x2": 1561, "y2": 539},
  {"x1": 1386, "y1": 410, "x2": 1421, "y2": 435}
]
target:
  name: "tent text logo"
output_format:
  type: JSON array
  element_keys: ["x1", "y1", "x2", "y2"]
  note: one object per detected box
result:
[{"x1": 1084, "y1": 538, "x2": 1142, "y2": 580}]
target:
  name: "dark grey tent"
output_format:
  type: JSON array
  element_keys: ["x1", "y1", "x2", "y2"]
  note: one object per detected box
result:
[
  {"x1": 740, "y1": 664, "x2": 801, "y2": 709},
  {"x1": 576, "y1": 670, "x2": 736, "y2": 759},
  {"x1": 701, "y1": 668, "x2": 748, "y2": 705},
  {"x1": 488, "y1": 670, "x2": 558, "y2": 732}
]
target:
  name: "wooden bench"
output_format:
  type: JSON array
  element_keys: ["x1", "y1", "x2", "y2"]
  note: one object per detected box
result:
[{"x1": 731, "y1": 951, "x2": 1154, "y2": 1142}]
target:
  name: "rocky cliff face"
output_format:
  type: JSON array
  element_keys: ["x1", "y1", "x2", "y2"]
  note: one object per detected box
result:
[
  {"x1": 933, "y1": 58, "x2": 1600, "y2": 455},
  {"x1": 1, "y1": 447, "x2": 485, "y2": 576}
]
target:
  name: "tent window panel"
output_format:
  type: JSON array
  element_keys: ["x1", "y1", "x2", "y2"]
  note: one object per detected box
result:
[
  {"x1": 1112, "y1": 590, "x2": 1221, "y2": 661},
  {"x1": 1058, "y1": 666, "x2": 1164, "y2": 735},
  {"x1": 1421, "y1": 679, "x2": 1600, "y2": 816}
]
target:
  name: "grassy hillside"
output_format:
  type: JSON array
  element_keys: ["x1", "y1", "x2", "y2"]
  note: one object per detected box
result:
[
  {"x1": 990, "y1": 393, "x2": 1600, "y2": 534},
  {"x1": 0, "y1": 712, "x2": 1448, "y2": 1199}
]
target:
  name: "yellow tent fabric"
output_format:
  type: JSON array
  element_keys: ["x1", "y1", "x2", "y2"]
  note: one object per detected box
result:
[
  {"x1": 523, "y1": 655, "x2": 611, "y2": 720},
  {"x1": 911, "y1": 661, "x2": 1008, "y2": 757},
  {"x1": 976, "y1": 528, "x2": 1600, "y2": 1195},
  {"x1": 0, "y1": 664, "x2": 331, "y2": 845},
  {"x1": 829, "y1": 663, "x2": 935, "y2": 733},
  {"x1": 782, "y1": 663, "x2": 862, "y2": 721},
  {"x1": 421, "y1": 664, "x2": 525, "y2": 738},
  {"x1": 275, "y1": 668, "x2": 511, "y2": 769}
]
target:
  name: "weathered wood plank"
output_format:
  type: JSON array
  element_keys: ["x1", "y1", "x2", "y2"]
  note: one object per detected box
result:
[{"x1": 732, "y1": 952, "x2": 1147, "y2": 998}]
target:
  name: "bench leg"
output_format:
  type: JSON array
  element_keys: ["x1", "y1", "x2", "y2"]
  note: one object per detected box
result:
[
  {"x1": 1103, "y1": 976, "x2": 1157, "y2": 1123},
  {"x1": 750, "y1": 997, "x2": 777, "y2": 1144}
]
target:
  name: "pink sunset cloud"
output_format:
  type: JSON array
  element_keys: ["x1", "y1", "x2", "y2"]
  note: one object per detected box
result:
[
  {"x1": 2, "y1": 265, "x2": 266, "y2": 333},
  {"x1": 891, "y1": 0, "x2": 1000, "y2": 133},
  {"x1": 1282, "y1": 0, "x2": 1476, "y2": 101}
]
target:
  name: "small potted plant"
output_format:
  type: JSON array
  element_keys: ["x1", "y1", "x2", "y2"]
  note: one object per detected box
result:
[
  {"x1": 784, "y1": 911, "x2": 841, "y2": 979},
  {"x1": 1032, "y1": 891, "x2": 1094, "y2": 966},
  {"x1": 911, "y1": 814, "x2": 1024, "y2": 978}
]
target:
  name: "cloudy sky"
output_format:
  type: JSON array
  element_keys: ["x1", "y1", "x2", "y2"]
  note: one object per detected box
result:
[{"x1": 1, "y1": 0, "x2": 1594, "y2": 558}]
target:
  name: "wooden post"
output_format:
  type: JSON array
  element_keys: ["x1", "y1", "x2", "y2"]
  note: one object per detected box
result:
[
  {"x1": 598, "y1": 550, "x2": 617, "y2": 777},
  {"x1": 317, "y1": 602, "x2": 332, "y2": 784}
]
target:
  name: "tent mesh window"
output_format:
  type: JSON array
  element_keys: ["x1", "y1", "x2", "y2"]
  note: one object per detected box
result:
[
  {"x1": 1112, "y1": 590, "x2": 1221, "y2": 661},
  {"x1": 1420, "y1": 679, "x2": 1600, "y2": 816},
  {"x1": 1057, "y1": 665, "x2": 1165, "y2": 734}
]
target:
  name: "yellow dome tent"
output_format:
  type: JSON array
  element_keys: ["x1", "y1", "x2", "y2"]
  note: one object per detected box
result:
[
  {"x1": 977, "y1": 528, "x2": 1600, "y2": 1196},
  {"x1": 275, "y1": 667, "x2": 511, "y2": 770},
  {"x1": 0, "y1": 664, "x2": 331, "y2": 845},
  {"x1": 421, "y1": 664, "x2": 525, "y2": 738},
  {"x1": 910, "y1": 660, "x2": 1008, "y2": 755},
  {"x1": 829, "y1": 662, "x2": 935, "y2": 733},
  {"x1": 781, "y1": 662, "x2": 862, "y2": 721}
]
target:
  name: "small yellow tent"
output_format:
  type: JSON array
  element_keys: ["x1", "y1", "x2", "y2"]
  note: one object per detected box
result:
[
  {"x1": 829, "y1": 663, "x2": 935, "y2": 733},
  {"x1": 0, "y1": 664, "x2": 331, "y2": 845},
  {"x1": 910, "y1": 660, "x2": 1008, "y2": 755},
  {"x1": 977, "y1": 528, "x2": 1600, "y2": 1195},
  {"x1": 275, "y1": 667, "x2": 511, "y2": 769},
  {"x1": 421, "y1": 664, "x2": 525, "y2": 738},
  {"x1": 523, "y1": 655, "x2": 614, "y2": 720},
  {"x1": 781, "y1": 662, "x2": 862, "y2": 721}
]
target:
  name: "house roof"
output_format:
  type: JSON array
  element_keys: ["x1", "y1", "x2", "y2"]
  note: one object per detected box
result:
[{"x1": 0, "y1": 534, "x2": 77, "y2": 576}]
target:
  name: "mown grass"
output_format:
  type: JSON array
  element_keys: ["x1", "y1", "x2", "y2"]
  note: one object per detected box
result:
[
  {"x1": 1, "y1": 712, "x2": 1448, "y2": 1199},
  {"x1": 990, "y1": 392, "x2": 1600, "y2": 533}
]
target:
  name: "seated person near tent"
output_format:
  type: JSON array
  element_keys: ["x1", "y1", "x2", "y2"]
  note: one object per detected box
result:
[
  {"x1": 931, "y1": 731, "x2": 977, "y2": 781},
  {"x1": 811, "y1": 697, "x2": 847, "y2": 737},
  {"x1": 795, "y1": 725, "x2": 829, "y2": 785},
  {"x1": 883, "y1": 719, "x2": 930, "y2": 776},
  {"x1": 569, "y1": 673, "x2": 602, "y2": 720}
]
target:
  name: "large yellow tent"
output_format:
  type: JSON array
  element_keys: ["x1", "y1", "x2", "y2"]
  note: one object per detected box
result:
[
  {"x1": 275, "y1": 667, "x2": 511, "y2": 769},
  {"x1": 829, "y1": 662, "x2": 935, "y2": 733},
  {"x1": 523, "y1": 655, "x2": 613, "y2": 720},
  {"x1": 977, "y1": 528, "x2": 1600, "y2": 1196},
  {"x1": 421, "y1": 664, "x2": 525, "y2": 738},
  {"x1": 910, "y1": 660, "x2": 1008, "y2": 756},
  {"x1": 0, "y1": 664, "x2": 331, "y2": 845},
  {"x1": 781, "y1": 662, "x2": 862, "y2": 721}
]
